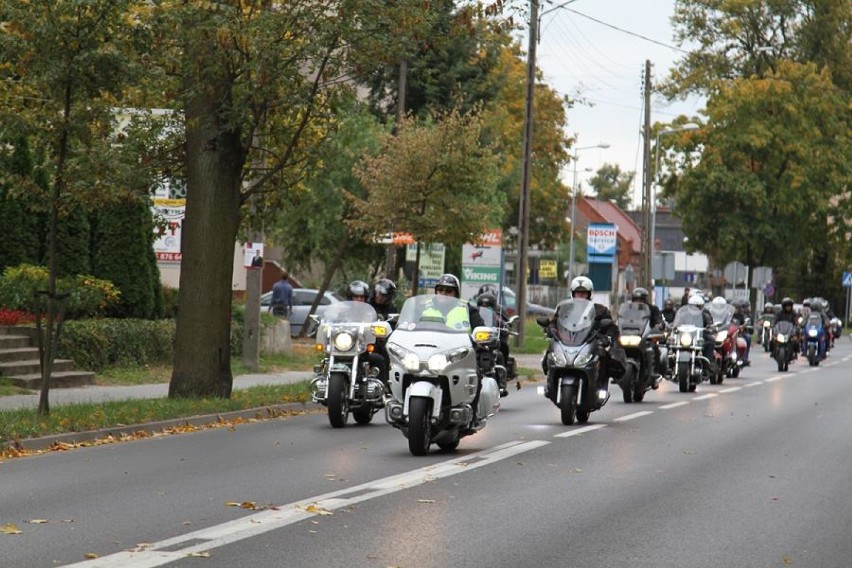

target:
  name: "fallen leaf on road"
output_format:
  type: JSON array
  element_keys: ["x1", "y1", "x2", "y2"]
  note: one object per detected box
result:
[
  {"x1": 28, "y1": 519, "x2": 49, "y2": 524},
  {"x1": 304, "y1": 504, "x2": 333, "y2": 516},
  {"x1": 84, "y1": 553, "x2": 99, "y2": 559},
  {"x1": 188, "y1": 551, "x2": 210, "y2": 558},
  {"x1": 1, "y1": 524, "x2": 22, "y2": 535},
  {"x1": 225, "y1": 501, "x2": 257, "y2": 510},
  {"x1": 783, "y1": 555, "x2": 793, "y2": 564},
  {"x1": 417, "y1": 499, "x2": 436, "y2": 504}
]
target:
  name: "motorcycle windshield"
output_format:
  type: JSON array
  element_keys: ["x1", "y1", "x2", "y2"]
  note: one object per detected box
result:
[
  {"x1": 617, "y1": 302, "x2": 650, "y2": 334},
  {"x1": 773, "y1": 321, "x2": 796, "y2": 335},
  {"x1": 396, "y1": 294, "x2": 472, "y2": 333},
  {"x1": 805, "y1": 314, "x2": 823, "y2": 329},
  {"x1": 672, "y1": 305, "x2": 705, "y2": 328},
  {"x1": 552, "y1": 298, "x2": 596, "y2": 346},
  {"x1": 478, "y1": 305, "x2": 497, "y2": 327},
  {"x1": 320, "y1": 301, "x2": 378, "y2": 324},
  {"x1": 706, "y1": 304, "x2": 734, "y2": 326}
]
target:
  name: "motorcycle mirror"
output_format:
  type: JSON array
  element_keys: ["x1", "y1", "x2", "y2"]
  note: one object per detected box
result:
[
  {"x1": 535, "y1": 316, "x2": 550, "y2": 328},
  {"x1": 599, "y1": 318, "x2": 613, "y2": 328}
]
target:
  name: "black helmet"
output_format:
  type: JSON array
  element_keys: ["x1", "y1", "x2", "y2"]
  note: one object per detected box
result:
[
  {"x1": 477, "y1": 284, "x2": 498, "y2": 297},
  {"x1": 477, "y1": 292, "x2": 498, "y2": 309},
  {"x1": 347, "y1": 280, "x2": 369, "y2": 300},
  {"x1": 435, "y1": 273, "x2": 461, "y2": 297},
  {"x1": 372, "y1": 278, "x2": 396, "y2": 304},
  {"x1": 631, "y1": 287, "x2": 649, "y2": 303},
  {"x1": 781, "y1": 297, "x2": 793, "y2": 308},
  {"x1": 664, "y1": 298, "x2": 673, "y2": 308}
]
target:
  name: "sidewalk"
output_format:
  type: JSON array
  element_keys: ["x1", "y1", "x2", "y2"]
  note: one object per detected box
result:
[{"x1": 0, "y1": 370, "x2": 313, "y2": 411}]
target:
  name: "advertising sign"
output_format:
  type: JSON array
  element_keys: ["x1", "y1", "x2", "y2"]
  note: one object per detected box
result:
[
  {"x1": 406, "y1": 243, "x2": 445, "y2": 288},
  {"x1": 461, "y1": 229, "x2": 503, "y2": 299},
  {"x1": 587, "y1": 223, "x2": 617, "y2": 258},
  {"x1": 152, "y1": 198, "x2": 185, "y2": 262}
]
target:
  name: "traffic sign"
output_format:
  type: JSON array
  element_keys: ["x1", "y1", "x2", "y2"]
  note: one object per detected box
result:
[{"x1": 843, "y1": 271, "x2": 852, "y2": 288}]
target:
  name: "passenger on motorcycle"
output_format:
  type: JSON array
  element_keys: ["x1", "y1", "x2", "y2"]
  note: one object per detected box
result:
[
  {"x1": 347, "y1": 279, "x2": 390, "y2": 392},
  {"x1": 542, "y1": 276, "x2": 625, "y2": 395},
  {"x1": 367, "y1": 278, "x2": 397, "y2": 320},
  {"x1": 347, "y1": 280, "x2": 370, "y2": 302}
]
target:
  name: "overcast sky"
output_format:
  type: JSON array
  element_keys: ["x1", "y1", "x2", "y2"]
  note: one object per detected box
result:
[{"x1": 529, "y1": 0, "x2": 705, "y2": 208}]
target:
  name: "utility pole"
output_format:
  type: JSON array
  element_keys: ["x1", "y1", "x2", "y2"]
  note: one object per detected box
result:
[
  {"x1": 641, "y1": 59, "x2": 653, "y2": 290},
  {"x1": 516, "y1": 0, "x2": 539, "y2": 347}
]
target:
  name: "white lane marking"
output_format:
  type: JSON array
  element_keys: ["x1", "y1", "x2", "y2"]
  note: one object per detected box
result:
[
  {"x1": 692, "y1": 393, "x2": 718, "y2": 400},
  {"x1": 613, "y1": 411, "x2": 654, "y2": 422},
  {"x1": 719, "y1": 387, "x2": 742, "y2": 393},
  {"x1": 744, "y1": 381, "x2": 763, "y2": 388},
  {"x1": 66, "y1": 439, "x2": 550, "y2": 568},
  {"x1": 659, "y1": 401, "x2": 689, "y2": 410},
  {"x1": 765, "y1": 376, "x2": 783, "y2": 383},
  {"x1": 554, "y1": 424, "x2": 607, "y2": 438}
]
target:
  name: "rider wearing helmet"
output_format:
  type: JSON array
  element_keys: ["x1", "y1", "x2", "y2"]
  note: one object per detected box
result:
[
  {"x1": 367, "y1": 278, "x2": 397, "y2": 320},
  {"x1": 731, "y1": 299, "x2": 752, "y2": 366},
  {"x1": 542, "y1": 276, "x2": 625, "y2": 398},
  {"x1": 347, "y1": 280, "x2": 370, "y2": 302},
  {"x1": 686, "y1": 293, "x2": 717, "y2": 374},
  {"x1": 631, "y1": 287, "x2": 664, "y2": 329},
  {"x1": 432, "y1": 274, "x2": 485, "y2": 329},
  {"x1": 476, "y1": 290, "x2": 514, "y2": 394}
]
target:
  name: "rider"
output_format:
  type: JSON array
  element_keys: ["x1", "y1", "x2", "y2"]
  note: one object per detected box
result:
[
  {"x1": 476, "y1": 290, "x2": 513, "y2": 396},
  {"x1": 542, "y1": 276, "x2": 624, "y2": 399},
  {"x1": 367, "y1": 278, "x2": 397, "y2": 321},
  {"x1": 731, "y1": 299, "x2": 752, "y2": 366},
  {"x1": 630, "y1": 287, "x2": 664, "y2": 382},
  {"x1": 431, "y1": 273, "x2": 485, "y2": 329},
  {"x1": 346, "y1": 280, "x2": 370, "y2": 302},
  {"x1": 774, "y1": 297, "x2": 800, "y2": 358},
  {"x1": 688, "y1": 293, "x2": 716, "y2": 376},
  {"x1": 661, "y1": 298, "x2": 677, "y2": 325}
]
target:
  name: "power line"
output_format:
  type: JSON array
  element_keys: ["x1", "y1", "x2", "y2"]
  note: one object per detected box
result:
[{"x1": 563, "y1": 8, "x2": 689, "y2": 54}]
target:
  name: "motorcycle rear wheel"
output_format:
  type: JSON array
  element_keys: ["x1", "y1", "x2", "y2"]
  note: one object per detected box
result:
[
  {"x1": 576, "y1": 409, "x2": 590, "y2": 424},
  {"x1": 776, "y1": 347, "x2": 786, "y2": 372},
  {"x1": 632, "y1": 385, "x2": 645, "y2": 402},
  {"x1": 437, "y1": 437, "x2": 460, "y2": 451},
  {"x1": 327, "y1": 372, "x2": 349, "y2": 428},
  {"x1": 677, "y1": 364, "x2": 689, "y2": 393},
  {"x1": 408, "y1": 397, "x2": 433, "y2": 456},
  {"x1": 353, "y1": 405, "x2": 373, "y2": 425},
  {"x1": 560, "y1": 384, "x2": 577, "y2": 425}
]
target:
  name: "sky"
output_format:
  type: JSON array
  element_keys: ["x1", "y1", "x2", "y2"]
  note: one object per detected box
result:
[{"x1": 529, "y1": 0, "x2": 705, "y2": 208}]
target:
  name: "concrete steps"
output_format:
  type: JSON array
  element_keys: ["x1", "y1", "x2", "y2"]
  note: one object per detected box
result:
[{"x1": 0, "y1": 326, "x2": 96, "y2": 389}]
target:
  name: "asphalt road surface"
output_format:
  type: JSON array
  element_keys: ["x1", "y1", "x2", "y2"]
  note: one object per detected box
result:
[{"x1": 2, "y1": 340, "x2": 851, "y2": 567}]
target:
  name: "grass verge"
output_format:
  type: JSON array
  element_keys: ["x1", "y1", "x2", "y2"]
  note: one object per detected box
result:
[{"x1": 0, "y1": 382, "x2": 313, "y2": 444}]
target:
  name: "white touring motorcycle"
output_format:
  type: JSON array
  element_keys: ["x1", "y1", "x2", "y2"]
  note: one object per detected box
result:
[
  {"x1": 310, "y1": 301, "x2": 392, "y2": 428},
  {"x1": 384, "y1": 295, "x2": 501, "y2": 456}
]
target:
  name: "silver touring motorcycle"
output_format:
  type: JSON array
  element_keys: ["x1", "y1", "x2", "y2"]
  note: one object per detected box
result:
[
  {"x1": 310, "y1": 301, "x2": 392, "y2": 428},
  {"x1": 385, "y1": 294, "x2": 502, "y2": 456}
]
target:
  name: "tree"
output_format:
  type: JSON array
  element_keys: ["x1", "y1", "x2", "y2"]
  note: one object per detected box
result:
[
  {"x1": 348, "y1": 109, "x2": 505, "y2": 287},
  {"x1": 0, "y1": 135, "x2": 41, "y2": 271},
  {"x1": 0, "y1": 0, "x2": 147, "y2": 414},
  {"x1": 588, "y1": 163, "x2": 635, "y2": 210}
]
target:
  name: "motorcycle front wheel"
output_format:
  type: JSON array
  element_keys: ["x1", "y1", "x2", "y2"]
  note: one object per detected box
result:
[
  {"x1": 677, "y1": 363, "x2": 689, "y2": 393},
  {"x1": 408, "y1": 397, "x2": 433, "y2": 456},
  {"x1": 560, "y1": 384, "x2": 577, "y2": 425},
  {"x1": 327, "y1": 372, "x2": 349, "y2": 428},
  {"x1": 352, "y1": 405, "x2": 373, "y2": 425},
  {"x1": 776, "y1": 347, "x2": 786, "y2": 372}
]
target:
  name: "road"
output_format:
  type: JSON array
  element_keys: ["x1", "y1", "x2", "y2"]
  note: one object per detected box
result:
[{"x1": 2, "y1": 340, "x2": 851, "y2": 567}]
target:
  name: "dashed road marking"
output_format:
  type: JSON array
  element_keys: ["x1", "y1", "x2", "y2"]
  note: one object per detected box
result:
[
  {"x1": 659, "y1": 401, "x2": 690, "y2": 410},
  {"x1": 692, "y1": 393, "x2": 718, "y2": 400},
  {"x1": 554, "y1": 424, "x2": 607, "y2": 438},
  {"x1": 719, "y1": 387, "x2": 742, "y2": 393},
  {"x1": 613, "y1": 411, "x2": 654, "y2": 422}
]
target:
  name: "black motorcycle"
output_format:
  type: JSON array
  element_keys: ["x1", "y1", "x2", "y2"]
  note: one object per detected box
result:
[
  {"x1": 537, "y1": 299, "x2": 616, "y2": 425},
  {"x1": 478, "y1": 305, "x2": 519, "y2": 397},
  {"x1": 771, "y1": 320, "x2": 796, "y2": 372},
  {"x1": 615, "y1": 301, "x2": 663, "y2": 403}
]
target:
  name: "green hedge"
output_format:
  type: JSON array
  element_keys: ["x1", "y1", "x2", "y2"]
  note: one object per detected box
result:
[{"x1": 58, "y1": 317, "x2": 245, "y2": 372}]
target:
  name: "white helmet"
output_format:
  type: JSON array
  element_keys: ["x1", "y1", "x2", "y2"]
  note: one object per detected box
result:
[
  {"x1": 711, "y1": 296, "x2": 727, "y2": 306},
  {"x1": 570, "y1": 276, "x2": 594, "y2": 296},
  {"x1": 688, "y1": 294, "x2": 705, "y2": 308}
]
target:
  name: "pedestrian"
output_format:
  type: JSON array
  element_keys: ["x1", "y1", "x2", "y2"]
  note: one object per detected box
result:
[
  {"x1": 681, "y1": 287, "x2": 691, "y2": 307},
  {"x1": 271, "y1": 270, "x2": 294, "y2": 318}
]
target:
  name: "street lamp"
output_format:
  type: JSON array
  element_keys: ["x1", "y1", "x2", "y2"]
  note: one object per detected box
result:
[
  {"x1": 650, "y1": 123, "x2": 699, "y2": 287},
  {"x1": 568, "y1": 142, "x2": 610, "y2": 283}
]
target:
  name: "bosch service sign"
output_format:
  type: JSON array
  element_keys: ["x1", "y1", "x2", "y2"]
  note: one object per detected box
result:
[{"x1": 587, "y1": 223, "x2": 617, "y2": 258}]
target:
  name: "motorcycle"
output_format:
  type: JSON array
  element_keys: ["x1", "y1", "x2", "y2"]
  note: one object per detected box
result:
[
  {"x1": 803, "y1": 313, "x2": 825, "y2": 366},
  {"x1": 771, "y1": 320, "x2": 797, "y2": 372},
  {"x1": 829, "y1": 317, "x2": 842, "y2": 348},
  {"x1": 666, "y1": 305, "x2": 713, "y2": 392},
  {"x1": 536, "y1": 298, "x2": 616, "y2": 425},
  {"x1": 310, "y1": 301, "x2": 392, "y2": 428},
  {"x1": 758, "y1": 313, "x2": 775, "y2": 352},
  {"x1": 615, "y1": 301, "x2": 664, "y2": 403},
  {"x1": 478, "y1": 305, "x2": 520, "y2": 397},
  {"x1": 384, "y1": 295, "x2": 501, "y2": 456},
  {"x1": 706, "y1": 302, "x2": 747, "y2": 380}
]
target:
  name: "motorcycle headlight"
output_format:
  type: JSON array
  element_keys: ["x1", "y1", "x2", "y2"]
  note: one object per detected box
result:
[
  {"x1": 333, "y1": 332, "x2": 355, "y2": 352},
  {"x1": 426, "y1": 347, "x2": 469, "y2": 373},
  {"x1": 808, "y1": 329, "x2": 818, "y2": 337},
  {"x1": 680, "y1": 333, "x2": 693, "y2": 347},
  {"x1": 574, "y1": 352, "x2": 594, "y2": 367},
  {"x1": 763, "y1": 320, "x2": 771, "y2": 328},
  {"x1": 776, "y1": 333, "x2": 787, "y2": 343},
  {"x1": 715, "y1": 330, "x2": 728, "y2": 342},
  {"x1": 619, "y1": 335, "x2": 641, "y2": 347},
  {"x1": 388, "y1": 343, "x2": 421, "y2": 372},
  {"x1": 549, "y1": 350, "x2": 568, "y2": 367}
]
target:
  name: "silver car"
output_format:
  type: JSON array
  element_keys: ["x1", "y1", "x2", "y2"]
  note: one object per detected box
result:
[{"x1": 260, "y1": 288, "x2": 343, "y2": 336}]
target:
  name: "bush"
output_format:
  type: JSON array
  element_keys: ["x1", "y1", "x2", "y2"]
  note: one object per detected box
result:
[
  {"x1": 59, "y1": 319, "x2": 176, "y2": 372},
  {"x1": 0, "y1": 264, "x2": 120, "y2": 319},
  {"x1": 0, "y1": 307, "x2": 35, "y2": 326}
]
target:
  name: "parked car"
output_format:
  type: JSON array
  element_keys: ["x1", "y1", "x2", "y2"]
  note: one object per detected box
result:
[
  {"x1": 260, "y1": 288, "x2": 343, "y2": 336},
  {"x1": 478, "y1": 286, "x2": 555, "y2": 318}
]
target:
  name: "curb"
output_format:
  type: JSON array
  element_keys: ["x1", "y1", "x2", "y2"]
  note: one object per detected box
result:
[{"x1": 4, "y1": 401, "x2": 319, "y2": 453}]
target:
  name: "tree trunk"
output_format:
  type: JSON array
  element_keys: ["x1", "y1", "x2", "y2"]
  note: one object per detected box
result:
[{"x1": 169, "y1": 72, "x2": 245, "y2": 399}]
